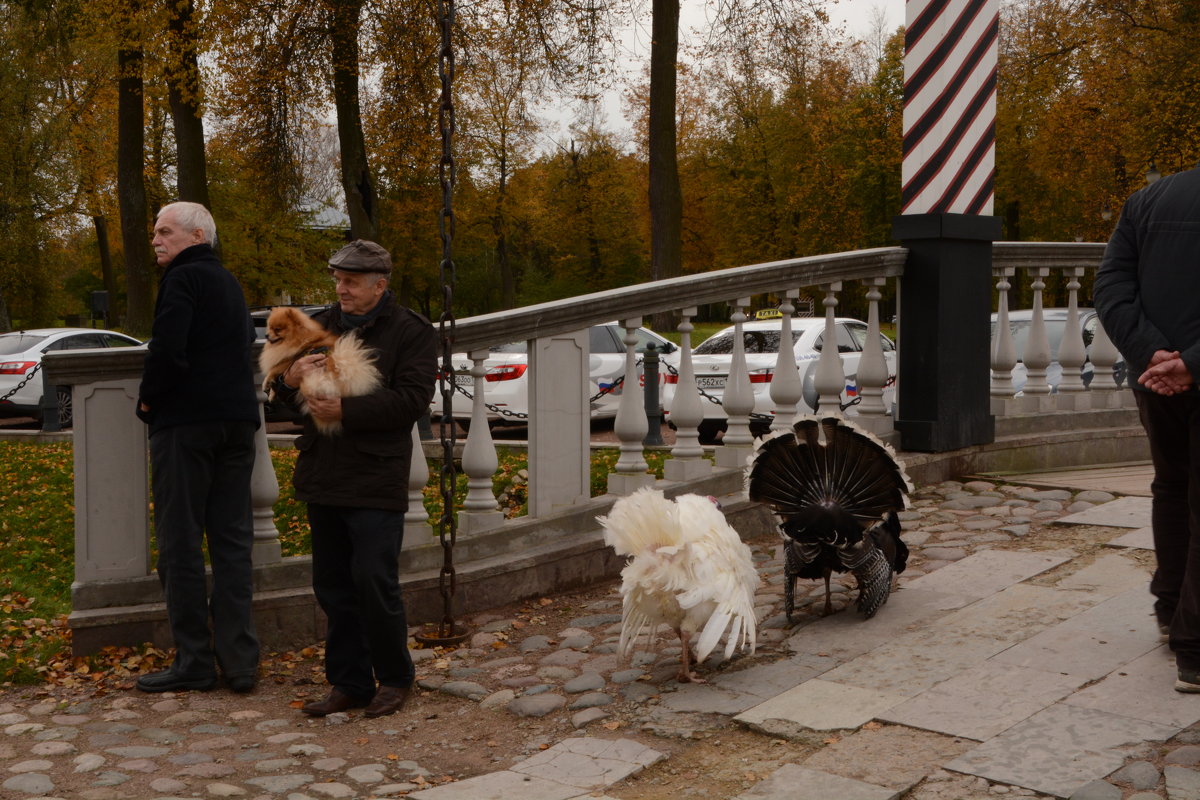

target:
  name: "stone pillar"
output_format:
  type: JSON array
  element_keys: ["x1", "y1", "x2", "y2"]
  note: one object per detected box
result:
[{"x1": 892, "y1": 213, "x2": 999, "y2": 452}]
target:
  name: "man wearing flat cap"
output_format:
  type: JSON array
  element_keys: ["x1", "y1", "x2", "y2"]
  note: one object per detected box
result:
[{"x1": 274, "y1": 239, "x2": 437, "y2": 719}]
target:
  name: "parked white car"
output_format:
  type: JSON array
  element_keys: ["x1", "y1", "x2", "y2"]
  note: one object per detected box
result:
[
  {"x1": 660, "y1": 317, "x2": 897, "y2": 443},
  {"x1": 430, "y1": 323, "x2": 676, "y2": 426},
  {"x1": 0, "y1": 328, "x2": 144, "y2": 427}
]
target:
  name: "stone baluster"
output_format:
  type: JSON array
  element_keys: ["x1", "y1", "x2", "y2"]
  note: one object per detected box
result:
[
  {"x1": 404, "y1": 423, "x2": 432, "y2": 550},
  {"x1": 990, "y1": 266, "x2": 1017, "y2": 414},
  {"x1": 855, "y1": 277, "x2": 893, "y2": 434},
  {"x1": 609, "y1": 317, "x2": 655, "y2": 493},
  {"x1": 458, "y1": 349, "x2": 504, "y2": 534},
  {"x1": 1019, "y1": 267, "x2": 1054, "y2": 407},
  {"x1": 814, "y1": 282, "x2": 847, "y2": 415},
  {"x1": 1056, "y1": 267, "x2": 1088, "y2": 408},
  {"x1": 769, "y1": 291, "x2": 803, "y2": 433},
  {"x1": 664, "y1": 307, "x2": 713, "y2": 481},
  {"x1": 251, "y1": 387, "x2": 282, "y2": 564},
  {"x1": 716, "y1": 299, "x2": 756, "y2": 468},
  {"x1": 1088, "y1": 312, "x2": 1124, "y2": 405}
]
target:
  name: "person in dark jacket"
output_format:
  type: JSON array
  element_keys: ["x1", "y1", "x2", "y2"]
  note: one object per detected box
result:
[
  {"x1": 1094, "y1": 165, "x2": 1200, "y2": 693},
  {"x1": 135, "y1": 201, "x2": 261, "y2": 694},
  {"x1": 274, "y1": 239, "x2": 437, "y2": 719}
]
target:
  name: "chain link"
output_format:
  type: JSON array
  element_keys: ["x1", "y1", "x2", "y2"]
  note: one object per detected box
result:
[
  {"x1": 430, "y1": 0, "x2": 462, "y2": 642},
  {"x1": 0, "y1": 362, "x2": 41, "y2": 404}
]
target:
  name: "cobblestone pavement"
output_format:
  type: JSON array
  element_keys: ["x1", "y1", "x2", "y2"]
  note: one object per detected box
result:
[{"x1": 2, "y1": 477, "x2": 1197, "y2": 800}]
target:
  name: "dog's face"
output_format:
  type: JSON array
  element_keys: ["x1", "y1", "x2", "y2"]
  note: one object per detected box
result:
[{"x1": 265, "y1": 307, "x2": 319, "y2": 346}]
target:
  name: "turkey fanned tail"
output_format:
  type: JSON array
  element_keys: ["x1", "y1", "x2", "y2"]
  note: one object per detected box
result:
[{"x1": 746, "y1": 416, "x2": 911, "y2": 620}]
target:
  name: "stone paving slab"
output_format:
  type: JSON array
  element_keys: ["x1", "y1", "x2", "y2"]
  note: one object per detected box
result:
[
  {"x1": 732, "y1": 763, "x2": 900, "y2": 800},
  {"x1": 988, "y1": 626, "x2": 1160, "y2": 682},
  {"x1": 1053, "y1": 584, "x2": 1160, "y2": 639},
  {"x1": 821, "y1": 584, "x2": 1097, "y2": 699},
  {"x1": 932, "y1": 583, "x2": 1101, "y2": 644},
  {"x1": 407, "y1": 738, "x2": 665, "y2": 799},
  {"x1": 510, "y1": 737, "x2": 666, "y2": 789},
  {"x1": 1106, "y1": 527, "x2": 1155, "y2": 550},
  {"x1": 784, "y1": 588, "x2": 971, "y2": 663},
  {"x1": 1057, "y1": 496, "x2": 1152, "y2": 528},
  {"x1": 662, "y1": 653, "x2": 837, "y2": 714},
  {"x1": 802, "y1": 725, "x2": 975, "y2": 793},
  {"x1": 406, "y1": 770, "x2": 586, "y2": 800},
  {"x1": 901, "y1": 549, "x2": 1073, "y2": 600},
  {"x1": 878, "y1": 662, "x2": 1084, "y2": 741},
  {"x1": 1053, "y1": 552, "x2": 1150, "y2": 597},
  {"x1": 944, "y1": 703, "x2": 1179, "y2": 798},
  {"x1": 1064, "y1": 648, "x2": 1200, "y2": 729},
  {"x1": 735, "y1": 679, "x2": 908, "y2": 732},
  {"x1": 817, "y1": 633, "x2": 1005, "y2": 699}
]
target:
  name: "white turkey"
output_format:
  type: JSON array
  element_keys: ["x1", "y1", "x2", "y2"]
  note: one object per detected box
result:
[
  {"x1": 746, "y1": 415, "x2": 911, "y2": 621},
  {"x1": 598, "y1": 488, "x2": 759, "y2": 683}
]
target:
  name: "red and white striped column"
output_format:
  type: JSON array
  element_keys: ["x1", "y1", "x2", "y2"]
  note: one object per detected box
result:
[{"x1": 901, "y1": 0, "x2": 999, "y2": 216}]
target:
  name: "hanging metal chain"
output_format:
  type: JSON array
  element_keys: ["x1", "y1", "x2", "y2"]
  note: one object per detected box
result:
[
  {"x1": 421, "y1": 0, "x2": 468, "y2": 646},
  {"x1": 0, "y1": 363, "x2": 41, "y2": 403}
]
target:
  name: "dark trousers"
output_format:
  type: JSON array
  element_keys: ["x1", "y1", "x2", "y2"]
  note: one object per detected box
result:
[
  {"x1": 149, "y1": 420, "x2": 259, "y2": 679},
  {"x1": 309, "y1": 503, "x2": 413, "y2": 701},
  {"x1": 1137, "y1": 390, "x2": 1200, "y2": 670}
]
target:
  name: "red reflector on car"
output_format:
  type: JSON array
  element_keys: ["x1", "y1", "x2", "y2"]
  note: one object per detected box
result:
[
  {"x1": 485, "y1": 364, "x2": 527, "y2": 382},
  {"x1": 0, "y1": 361, "x2": 36, "y2": 375},
  {"x1": 748, "y1": 372, "x2": 773, "y2": 383}
]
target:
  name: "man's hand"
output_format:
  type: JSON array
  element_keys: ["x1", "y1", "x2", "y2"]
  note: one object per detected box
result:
[
  {"x1": 1139, "y1": 349, "x2": 1194, "y2": 395},
  {"x1": 283, "y1": 353, "x2": 326, "y2": 386},
  {"x1": 305, "y1": 393, "x2": 343, "y2": 423}
]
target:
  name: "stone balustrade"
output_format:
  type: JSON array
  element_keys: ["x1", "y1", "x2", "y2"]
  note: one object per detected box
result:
[{"x1": 38, "y1": 242, "x2": 1141, "y2": 655}]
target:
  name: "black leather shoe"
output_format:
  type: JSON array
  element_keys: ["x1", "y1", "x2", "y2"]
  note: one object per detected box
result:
[
  {"x1": 136, "y1": 669, "x2": 217, "y2": 693},
  {"x1": 301, "y1": 688, "x2": 369, "y2": 717},
  {"x1": 228, "y1": 675, "x2": 257, "y2": 694},
  {"x1": 364, "y1": 686, "x2": 410, "y2": 718}
]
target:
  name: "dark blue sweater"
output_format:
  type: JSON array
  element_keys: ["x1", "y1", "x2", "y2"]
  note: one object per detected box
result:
[{"x1": 137, "y1": 243, "x2": 260, "y2": 434}]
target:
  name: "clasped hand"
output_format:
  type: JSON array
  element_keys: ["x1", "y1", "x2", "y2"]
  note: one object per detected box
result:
[{"x1": 1139, "y1": 350, "x2": 1194, "y2": 396}]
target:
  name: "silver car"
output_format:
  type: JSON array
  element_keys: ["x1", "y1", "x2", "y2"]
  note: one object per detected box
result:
[{"x1": 991, "y1": 309, "x2": 1127, "y2": 393}]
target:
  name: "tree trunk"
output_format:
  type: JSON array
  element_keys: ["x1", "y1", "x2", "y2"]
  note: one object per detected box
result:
[
  {"x1": 329, "y1": 0, "x2": 377, "y2": 241},
  {"x1": 495, "y1": 146, "x2": 515, "y2": 308},
  {"x1": 165, "y1": 0, "x2": 210, "y2": 207},
  {"x1": 648, "y1": 0, "x2": 682, "y2": 328},
  {"x1": 118, "y1": 38, "x2": 154, "y2": 336},
  {"x1": 93, "y1": 215, "x2": 116, "y2": 327}
]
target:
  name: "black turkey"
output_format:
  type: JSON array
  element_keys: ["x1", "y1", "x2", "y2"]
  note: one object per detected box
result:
[{"x1": 747, "y1": 415, "x2": 911, "y2": 621}]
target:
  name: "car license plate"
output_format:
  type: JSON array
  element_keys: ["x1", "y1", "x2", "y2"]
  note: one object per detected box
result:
[
  {"x1": 454, "y1": 373, "x2": 472, "y2": 386},
  {"x1": 695, "y1": 375, "x2": 726, "y2": 389}
]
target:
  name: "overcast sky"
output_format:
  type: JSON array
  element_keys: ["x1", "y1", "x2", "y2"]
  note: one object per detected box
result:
[{"x1": 534, "y1": 0, "x2": 906, "y2": 148}]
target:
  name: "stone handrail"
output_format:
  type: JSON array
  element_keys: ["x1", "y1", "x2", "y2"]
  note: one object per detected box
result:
[{"x1": 39, "y1": 240, "x2": 1138, "y2": 655}]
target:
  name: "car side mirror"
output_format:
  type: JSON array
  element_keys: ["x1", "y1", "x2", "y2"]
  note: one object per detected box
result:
[{"x1": 658, "y1": 341, "x2": 677, "y2": 354}]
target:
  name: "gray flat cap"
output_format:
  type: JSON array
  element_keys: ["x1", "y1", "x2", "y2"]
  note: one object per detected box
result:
[{"x1": 328, "y1": 239, "x2": 392, "y2": 274}]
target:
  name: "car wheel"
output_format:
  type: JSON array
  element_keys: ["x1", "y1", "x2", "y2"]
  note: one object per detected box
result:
[{"x1": 56, "y1": 386, "x2": 73, "y2": 428}]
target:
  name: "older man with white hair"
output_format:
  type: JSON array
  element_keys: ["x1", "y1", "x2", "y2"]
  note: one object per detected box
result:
[{"x1": 136, "y1": 201, "x2": 261, "y2": 694}]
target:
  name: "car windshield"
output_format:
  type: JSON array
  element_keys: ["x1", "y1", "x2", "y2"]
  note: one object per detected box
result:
[
  {"x1": 0, "y1": 334, "x2": 47, "y2": 355},
  {"x1": 694, "y1": 329, "x2": 802, "y2": 355}
]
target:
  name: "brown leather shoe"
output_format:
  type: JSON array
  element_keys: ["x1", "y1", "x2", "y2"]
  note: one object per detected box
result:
[
  {"x1": 301, "y1": 688, "x2": 369, "y2": 717},
  {"x1": 364, "y1": 686, "x2": 410, "y2": 718}
]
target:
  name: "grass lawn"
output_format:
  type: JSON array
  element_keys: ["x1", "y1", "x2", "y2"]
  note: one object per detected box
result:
[{"x1": 0, "y1": 440, "x2": 673, "y2": 686}]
